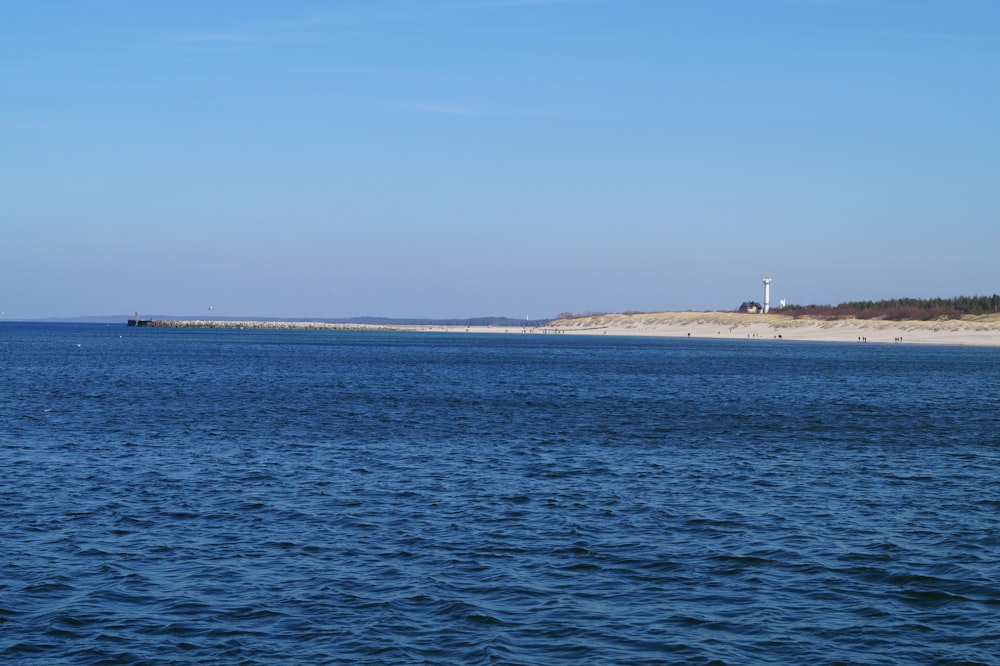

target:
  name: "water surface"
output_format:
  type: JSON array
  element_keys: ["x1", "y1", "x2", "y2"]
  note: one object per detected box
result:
[{"x1": 2, "y1": 324, "x2": 998, "y2": 664}]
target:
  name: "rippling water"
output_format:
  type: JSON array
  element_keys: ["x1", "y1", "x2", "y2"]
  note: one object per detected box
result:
[{"x1": 2, "y1": 323, "x2": 998, "y2": 664}]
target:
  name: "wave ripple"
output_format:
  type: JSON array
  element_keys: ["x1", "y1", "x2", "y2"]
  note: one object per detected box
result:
[{"x1": 2, "y1": 326, "x2": 999, "y2": 664}]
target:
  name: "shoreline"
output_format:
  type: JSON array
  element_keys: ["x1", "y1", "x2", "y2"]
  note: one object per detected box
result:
[
  {"x1": 130, "y1": 313, "x2": 1000, "y2": 347},
  {"x1": 542, "y1": 311, "x2": 1000, "y2": 347}
]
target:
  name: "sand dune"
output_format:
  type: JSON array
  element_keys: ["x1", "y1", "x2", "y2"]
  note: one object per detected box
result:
[{"x1": 542, "y1": 312, "x2": 1000, "y2": 346}]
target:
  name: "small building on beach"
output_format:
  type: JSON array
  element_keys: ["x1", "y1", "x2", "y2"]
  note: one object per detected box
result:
[{"x1": 738, "y1": 301, "x2": 764, "y2": 314}]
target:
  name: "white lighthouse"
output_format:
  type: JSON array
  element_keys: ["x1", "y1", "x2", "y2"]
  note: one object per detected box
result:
[{"x1": 763, "y1": 276, "x2": 773, "y2": 313}]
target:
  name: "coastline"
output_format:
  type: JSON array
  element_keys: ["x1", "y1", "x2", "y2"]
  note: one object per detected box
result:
[
  {"x1": 542, "y1": 311, "x2": 1000, "y2": 347},
  {"x1": 131, "y1": 313, "x2": 1000, "y2": 347}
]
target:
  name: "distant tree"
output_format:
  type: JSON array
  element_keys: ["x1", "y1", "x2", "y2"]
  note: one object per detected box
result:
[{"x1": 781, "y1": 294, "x2": 1000, "y2": 319}]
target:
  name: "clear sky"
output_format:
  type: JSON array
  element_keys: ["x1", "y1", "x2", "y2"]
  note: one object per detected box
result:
[{"x1": 3, "y1": 0, "x2": 998, "y2": 320}]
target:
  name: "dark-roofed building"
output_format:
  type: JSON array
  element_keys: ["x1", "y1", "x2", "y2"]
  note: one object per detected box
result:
[{"x1": 738, "y1": 301, "x2": 764, "y2": 314}]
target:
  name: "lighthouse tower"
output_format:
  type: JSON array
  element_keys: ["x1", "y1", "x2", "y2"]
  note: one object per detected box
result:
[{"x1": 763, "y1": 276, "x2": 773, "y2": 313}]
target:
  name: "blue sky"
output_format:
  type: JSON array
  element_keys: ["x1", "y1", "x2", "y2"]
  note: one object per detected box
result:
[{"x1": 3, "y1": 0, "x2": 998, "y2": 319}]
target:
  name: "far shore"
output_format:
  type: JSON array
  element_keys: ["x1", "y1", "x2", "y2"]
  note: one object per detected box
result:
[{"x1": 134, "y1": 313, "x2": 1000, "y2": 347}]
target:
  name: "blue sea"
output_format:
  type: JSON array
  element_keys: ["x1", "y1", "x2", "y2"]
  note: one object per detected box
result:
[{"x1": 1, "y1": 322, "x2": 998, "y2": 665}]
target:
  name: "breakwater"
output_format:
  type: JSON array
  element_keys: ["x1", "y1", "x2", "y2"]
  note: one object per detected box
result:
[{"x1": 129, "y1": 320, "x2": 401, "y2": 331}]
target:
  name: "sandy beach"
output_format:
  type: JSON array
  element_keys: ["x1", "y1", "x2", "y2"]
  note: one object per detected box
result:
[{"x1": 537, "y1": 311, "x2": 1000, "y2": 347}]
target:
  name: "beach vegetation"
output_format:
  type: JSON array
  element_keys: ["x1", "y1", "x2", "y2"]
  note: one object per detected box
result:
[
  {"x1": 781, "y1": 294, "x2": 1000, "y2": 320},
  {"x1": 556, "y1": 311, "x2": 611, "y2": 320}
]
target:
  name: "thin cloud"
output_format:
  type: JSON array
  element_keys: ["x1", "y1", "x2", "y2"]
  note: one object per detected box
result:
[
  {"x1": 165, "y1": 0, "x2": 593, "y2": 45},
  {"x1": 449, "y1": 0, "x2": 594, "y2": 8},
  {"x1": 401, "y1": 102, "x2": 562, "y2": 119},
  {"x1": 884, "y1": 30, "x2": 1000, "y2": 43},
  {"x1": 404, "y1": 103, "x2": 485, "y2": 117},
  {"x1": 169, "y1": 31, "x2": 269, "y2": 44},
  {"x1": 165, "y1": 12, "x2": 364, "y2": 45}
]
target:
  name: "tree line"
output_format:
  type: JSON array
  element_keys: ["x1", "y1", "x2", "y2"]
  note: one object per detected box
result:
[{"x1": 780, "y1": 294, "x2": 1000, "y2": 320}]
